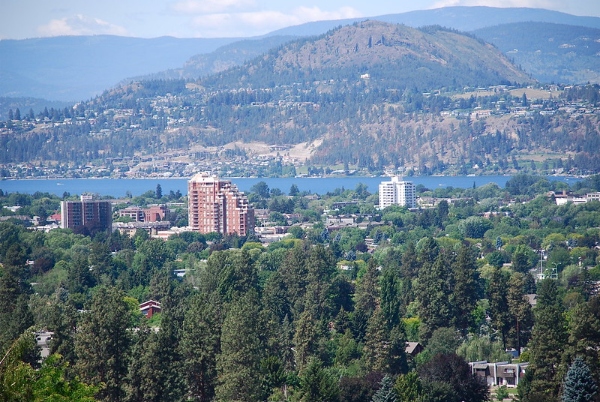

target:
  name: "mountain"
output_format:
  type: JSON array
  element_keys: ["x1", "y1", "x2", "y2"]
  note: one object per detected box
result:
[
  {"x1": 0, "y1": 35, "x2": 240, "y2": 102},
  {"x1": 267, "y1": 6, "x2": 600, "y2": 36},
  {"x1": 204, "y1": 21, "x2": 531, "y2": 91},
  {"x1": 473, "y1": 22, "x2": 600, "y2": 85},
  {"x1": 124, "y1": 36, "x2": 298, "y2": 82},
  {"x1": 138, "y1": 8, "x2": 600, "y2": 88},
  {"x1": 2, "y1": 6, "x2": 600, "y2": 106}
]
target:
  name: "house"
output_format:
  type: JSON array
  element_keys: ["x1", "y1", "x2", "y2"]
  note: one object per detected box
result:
[
  {"x1": 405, "y1": 342, "x2": 424, "y2": 357},
  {"x1": 469, "y1": 361, "x2": 529, "y2": 388},
  {"x1": 35, "y1": 331, "x2": 54, "y2": 359},
  {"x1": 139, "y1": 300, "x2": 161, "y2": 318}
]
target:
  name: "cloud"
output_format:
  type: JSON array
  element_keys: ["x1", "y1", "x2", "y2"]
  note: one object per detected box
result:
[
  {"x1": 172, "y1": 0, "x2": 256, "y2": 14},
  {"x1": 190, "y1": 6, "x2": 362, "y2": 37},
  {"x1": 37, "y1": 14, "x2": 128, "y2": 37}
]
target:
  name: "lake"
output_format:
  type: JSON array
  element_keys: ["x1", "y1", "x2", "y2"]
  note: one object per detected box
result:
[{"x1": 0, "y1": 175, "x2": 581, "y2": 198}]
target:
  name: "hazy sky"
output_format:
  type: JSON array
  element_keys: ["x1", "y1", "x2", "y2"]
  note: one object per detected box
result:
[{"x1": 2, "y1": 0, "x2": 599, "y2": 40}]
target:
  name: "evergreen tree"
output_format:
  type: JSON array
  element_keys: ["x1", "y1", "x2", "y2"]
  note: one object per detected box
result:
[
  {"x1": 126, "y1": 323, "x2": 160, "y2": 402},
  {"x1": 297, "y1": 357, "x2": 339, "y2": 402},
  {"x1": 74, "y1": 286, "x2": 131, "y2": 402},
  {"x1": 562, "y1": 357, "x2": 598, "y2": 402},
  {"x1": 451, "y1": 245, "x2": 480, "y2": 336},
  {"x1": 216, "y1": 290, "x2": 264, "y2": 401},
  {"x1": 565, "y1": 296, "x2": 600, "y2": 388},
  {"x1": 356, "y1": 258, "x2": 379, "y2": 317},
  {"x1": 372, "y1": 375, "x2": 397, "y2": 402},
  {"x1": 415, "y1": 251, "x2": 453, "y2": 341},
  {"x1": 363, "y1": 307, "x2": 408, "y2": 375},
  {"x1": 380, "y1": 264, "x2": 403, "y2": 328},
  {"x1": 180, "y1": 292, "x2": 222, "y2": 402},
  {"x1": 506, "y1": 272, "x2": 534, "y2": 353},
  {"x1": 0, "y1": 260, "x2": 33, "y2": 354},
  {"x1": 487, "y1": 267, "x2": 510, "y2": 348},
  {"x1": 528, "y1": 279, "x2": 568, "y2": 400}
]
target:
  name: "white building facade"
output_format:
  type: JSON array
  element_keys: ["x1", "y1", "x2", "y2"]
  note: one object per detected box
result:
[{"x1": 378, "y1": 177, "x2": 416, "y2": 209}]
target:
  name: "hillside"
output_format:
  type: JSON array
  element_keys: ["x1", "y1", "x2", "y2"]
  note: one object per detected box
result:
[
  {"x1": 474, "y1": 22, "x2": 600, "y2": 85},
  {"x1": 206, "y1": 22, "x2": 531, "y2": 91},
  {"x1": 3, "y1": 21, "x2": 600, "y2": 178},
  {"x1": 2, "y1": 6, "x2": 600, "y2": 108},
  {"x1": 127, "y1": 36, "x2": 298, "y2": 82},
  {"x1": 0, "y1": 35, "x2": 240, "y2": 102}
]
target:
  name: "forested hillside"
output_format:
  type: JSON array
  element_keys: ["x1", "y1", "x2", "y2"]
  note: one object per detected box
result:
[
  {"x1": 2, "y1": 174, "x2": 600, "y2": 400},
  {"x1": 474, "y1": 22, "x2": 600, "y2": 85}
]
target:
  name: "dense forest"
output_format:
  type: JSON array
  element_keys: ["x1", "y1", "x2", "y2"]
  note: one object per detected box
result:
[{"x1": 1, "y1": 174, "x2": 600, "y2": 401}]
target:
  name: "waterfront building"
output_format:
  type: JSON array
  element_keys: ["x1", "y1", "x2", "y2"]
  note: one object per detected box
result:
[
  {"x1": 60, "y1": 195, "x2": 112, "y2": 231},
  {"x1": 378, "y1": 176, "x2": 416, "y2": 209},
  {"x1": 188, "y1": 173, "x2": 254, "y2": 236}
]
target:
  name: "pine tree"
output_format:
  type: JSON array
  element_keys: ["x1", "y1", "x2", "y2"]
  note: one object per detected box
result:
[
  {"x1": 180, "y1": 292, "x2": 222, "y2": 402},
  {"x1": 565, "y1": 297, "x2": 600, "y2": 388},
  {"x1": 506, "y1": 272, "x2": 534, "y2": 353},
  {"x1": 487, "y1": 267, "x2": 510, "y2": 348},
  {"x1": 528, "y1": 279, "x2": 568, "y2": 400},
  {"x1": 415, "y1": 252, "x2": 453, "y2": 341},
  {"x1": 380, "y1": 264, "x2": 402, "y2": 328},
  {"x1": 74, "y1": 286, "x2": 131, "y2": 402},
  {"x1": 356, "y1": 258, "x2": 379, "y2": 317},
  {"x1": 562, "y1": 357, "x2": 597, "y2": 402},
  {"x1": 216, "y1": 290, "x2": 264, "y2": 401},
  {"x1": 450, "y1": 245, "x2": 480, "y2": 336},
  {"x1": 372, "y1": 375, "x2": 397, "y2": 402},
  {"x1": 297, "y1": 357, "x2": 339, "y2": 402},
  {"x1": 363, "y1": 307, "x2": 408, "y2": 375}
]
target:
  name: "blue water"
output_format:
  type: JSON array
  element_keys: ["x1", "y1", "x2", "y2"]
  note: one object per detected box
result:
[{"x1": 0, "y1": 175, "x2": 580, "y2": 198}]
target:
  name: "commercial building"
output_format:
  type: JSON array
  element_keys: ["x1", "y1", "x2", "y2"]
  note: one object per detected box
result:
[
  {"x1": 118, "y1": 204, "x2": 168, "y2": 222},
  {"x1": 188, "y1": 173, "x2": 254, "y2": 236},
  {"x1": 378, "y1": 176, "x2": 416, "y2": 209},
  {"x1": 60, "y1": 195, "x2": 112, "y2": 231}
]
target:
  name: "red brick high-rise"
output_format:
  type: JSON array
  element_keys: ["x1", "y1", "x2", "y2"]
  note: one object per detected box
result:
[{"x1": 188, "y1": 173, "x2": 254, "y2": 236}]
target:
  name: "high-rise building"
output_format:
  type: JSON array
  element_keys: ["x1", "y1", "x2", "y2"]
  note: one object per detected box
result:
[
  {"x1": 378, "y1": 176, "x2": 416, "y2": 209},
  {"x1": 60, "y1": 195, "x2": 112, "y2": 231},
  {"x1": 188, "y1": 173, "x2": 254, "y2": 236}
]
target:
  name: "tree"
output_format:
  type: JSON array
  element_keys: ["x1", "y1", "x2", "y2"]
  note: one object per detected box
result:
[
  {"x1": 0, "y1": 262, "x2": 33, "y2": 353},
  {"x1": 487, "y1": 268, "x2": 510, "y2": 348},
  {"x1": 418, "y1": 353, "x2": 489, "y2": 402},
  {"x1": 296, "y1": 357, "x2": 339, "y2": 402},
  {"x1": 74, "y1": 286, "x2": 131, "y2": 402},
  {"x1": 415, "y1": 252, "x2": 453, "y2": 342},
  {"x1": 562, "y1": 357, "x2": 597, "y2": 402},
  {"x1": 394, "y1": 371, "x2": 423, "y2": 402},
  {"x1": 372, "y1": 375, "x2": 397, "y2": 402},
  {"x1": 289, "y1": 184, "x2": 300, "y2": 196},
  {"x1": 215, "y1": 290, "x2": 264, "y2": 402},
  {"x1": 451, "y1": 245, "x2": 480, "y2": 336},
  {"x1": 251, "y1": 181, "x2": 270, "y2": 198},
  {"x1": 527, "y1": 279, "x2": 568, "y2": 400},
  {"x1": 564, "y1": 297, "x2": 600, "y2": 388},
  {"x1": 506, "y1": 272, "x2": 534, "y2": 353},
  {"x1": 355, "y1": 258, "x2": 379, "y2": 317},
  {"x1": 363, "y1": 307, "x2": 408, "y2": 375},
  {"x1": 155, "y1": 183, "x2": 162, "y2": 199},
  {"x1": 180, "y1": 292, "x2": 222, "y2": 402}
]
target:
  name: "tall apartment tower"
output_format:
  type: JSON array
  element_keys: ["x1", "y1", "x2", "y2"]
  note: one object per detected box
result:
[
  {"x1": 378, "y1": 176, "x2": 416, "y2": 209},
  {"x1": 60, "y1": 195, "x2": 112, "y2": 231},
  {"x1": 188, "y1": 173, "x2": 254, "y2": 236}
]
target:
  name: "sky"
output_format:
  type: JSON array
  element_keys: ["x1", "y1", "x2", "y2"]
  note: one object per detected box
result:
[{"x1": 2, "y1": 0, "x2": 600, "y2": 40}]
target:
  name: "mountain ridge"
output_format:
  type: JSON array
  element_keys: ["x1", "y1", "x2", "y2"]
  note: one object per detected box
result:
[{"x1": 2, "y1": 6, "x2": 600, "y2": 105}]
